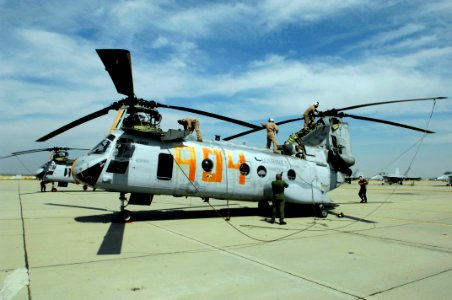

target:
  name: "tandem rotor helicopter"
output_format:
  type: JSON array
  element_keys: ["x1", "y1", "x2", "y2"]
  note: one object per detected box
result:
[
  {"x1": 36, "y1": 49, "x2": 447, "y2": 221},
  {"x1": 1, "y1": 147, "x2": 89, "y2": 192}
]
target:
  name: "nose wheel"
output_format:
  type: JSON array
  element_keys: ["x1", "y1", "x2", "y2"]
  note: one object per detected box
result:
[
  {"x1": 117, "y1": 210, "x2": 132, "y2": 222},
  {"x1": 117, "y1": 192, "x2": 133, "y2": 222}
]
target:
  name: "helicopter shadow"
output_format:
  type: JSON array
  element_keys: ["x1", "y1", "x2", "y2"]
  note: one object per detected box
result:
[{"x1": 73, "y1": 204, "x2": 326, "y2": 255}]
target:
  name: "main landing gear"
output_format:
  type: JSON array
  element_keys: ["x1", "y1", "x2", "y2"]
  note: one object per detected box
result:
[{"x1": 314, "y1": 204, "x2": 329, "y2": 218}]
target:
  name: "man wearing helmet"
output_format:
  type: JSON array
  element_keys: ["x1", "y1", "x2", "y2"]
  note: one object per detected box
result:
[
  {"x1": 304, "y1": 101, "x2": 320, "y2": 129},
  {"x1": 261, "y1": 118, "x2": 279, "y2": 153}
]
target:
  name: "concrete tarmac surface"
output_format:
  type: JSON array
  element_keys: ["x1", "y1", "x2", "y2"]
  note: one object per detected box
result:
[{"x1": 1, "y1": 179, "x2": 451, "y2": 299}]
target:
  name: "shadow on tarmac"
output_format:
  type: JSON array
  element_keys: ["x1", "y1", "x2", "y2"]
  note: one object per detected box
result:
[
  {"x1": 73, "y1": 203, "x2": 325, "y2": 224},
  {"x1": 69, "y1": 203, "x2": 373, "y2": 255}
]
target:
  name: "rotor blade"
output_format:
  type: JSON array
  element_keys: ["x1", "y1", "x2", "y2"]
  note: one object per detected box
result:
[
  {"x1": 2, "y1": 147, "x2": 89, "y2": 159},
  {"x1": 11, "y1": 148, "x2": 56, "y2": 155},
  {"x1": 154, "y1": 103, "x2": 260, "y2": 129},
  {"x1": 330, "y1": 96, "x2": 447, "y2": 113},
  {"x1": 223, "y1": 128, "x2": 262, "y2": 141},
  {"x1": 223, "y1": 117, "x2": 303, "y2": 141},
  {"x1": 344, "y1": 113, "x2": 435, "y2": 133},
  {"x1": 36, "y1": 106, "x2": 112, "y2": 142},
  {"x1": 96, "y1": 49, "x2": 134, "y2": 97},
  {"x1": 12, "y1": 147, "x2": 89, "y2": 155}
]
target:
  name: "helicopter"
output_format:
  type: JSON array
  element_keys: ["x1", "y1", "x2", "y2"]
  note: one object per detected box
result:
[
  {"x1": 0, "y1": 147, "x2": 89, "y2": 192},
  {"x1": 36, "y1": 49, "x2": 447, "y2": 221}
]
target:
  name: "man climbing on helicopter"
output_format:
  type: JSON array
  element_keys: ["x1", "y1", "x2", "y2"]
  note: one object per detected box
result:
[
  {"x1": 283, "y1": 130, "x2": 305, "y2": 158},
  {"x1": 304, "y1": 101, "x2": 320, "y2": 130},
  {"x1": 261, "y1": 118, "x2": 279, "y2": 153},
  {"x1": 178, "y1": 117, "x2": 203, "y2": 142}
]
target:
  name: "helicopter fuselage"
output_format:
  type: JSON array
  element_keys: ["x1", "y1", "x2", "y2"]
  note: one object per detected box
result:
[{"x1": 73, "y1": 118, "x2": 353, "y2": 205}]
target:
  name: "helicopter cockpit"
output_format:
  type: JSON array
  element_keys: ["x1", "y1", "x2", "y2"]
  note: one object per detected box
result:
[{"x1": 89, "y1": 135, "x2": 115, "y2": 155}]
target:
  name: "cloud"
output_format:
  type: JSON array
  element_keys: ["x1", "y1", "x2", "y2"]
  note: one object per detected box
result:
[{"x1": 1, "y1": 1, "x2": 452, "y2": 178}]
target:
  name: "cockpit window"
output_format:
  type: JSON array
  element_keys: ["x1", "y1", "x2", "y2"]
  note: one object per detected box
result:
[{"x1": 89, "y1": 139, "x2": 111, "y2": 154}]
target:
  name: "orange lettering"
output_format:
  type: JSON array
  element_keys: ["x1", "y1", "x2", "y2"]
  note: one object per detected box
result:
[
  {"x1": 201, "y1": 147, "x2": 223, "y2": 183},
  {"x1": 174, "y1": 146, "x2": 196, "y2": 182},
  {"x1": 226, "y1": 151, "x2": 246, "y2": 185}
]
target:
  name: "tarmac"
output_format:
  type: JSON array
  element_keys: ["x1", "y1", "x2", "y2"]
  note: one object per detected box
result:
[{"x1": 1, "y1": 179, "x2": 451, "y2": 300}]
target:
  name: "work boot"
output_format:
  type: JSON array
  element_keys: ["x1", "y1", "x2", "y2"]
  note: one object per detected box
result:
[
  {"x1": 270, "y1": 219, "x2": 275, "y2": 224},
  {"x1": 279, "y1": 220, "x2": 286, "y2": 225}
]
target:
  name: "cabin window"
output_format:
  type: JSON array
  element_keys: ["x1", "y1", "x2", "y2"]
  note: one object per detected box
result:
[
  {"x1": 106, "y1": 160, "x2": 129, "y2": 174},
  {"x1": 257, "y1": 166, "x2": 267, "y2": 178},
  {"x1": 202, "y1": 158, "x2": 214, "y2": 173},
  {"x1": 239, "y1": 163, "x2": 250, "y2": 176},
  {"x1": 288, "y1": 169, "x2": 296, "y2": 180},
  {"x1": 116, "y1": 142, "x2": 135, "y2": 158},
  {"x1": 157, "y1": 153, "x2": 173, "y2": 180}
]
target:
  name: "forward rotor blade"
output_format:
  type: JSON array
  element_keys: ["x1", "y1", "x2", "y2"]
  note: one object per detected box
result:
[
  {"x1": 36, "y1": 106, "x2": 112, "y2": 142},
  {"x1": 223, "y1": 117, "x2": 303, "y2": 141},
  {"x1": 96, "y1": 49, "x2": 134, "y2": 97},
  {"x1": 344, "y1": 113, "x2": 435, "y2": 133},
  {"x1": 329, "y1": 96, "x2": 447, "y2": 113},
  {"x1": 154, "y1": 102, "x2": 261, "y2": 129}
]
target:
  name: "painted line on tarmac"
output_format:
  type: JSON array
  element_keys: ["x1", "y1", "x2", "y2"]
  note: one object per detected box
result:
[{"x1": 0, "y1": 268, "x2": 29, "y2": 300}]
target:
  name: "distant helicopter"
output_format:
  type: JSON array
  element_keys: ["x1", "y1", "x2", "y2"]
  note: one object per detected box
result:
[
  {"x1": 36, "y1": 49, "x2": 447, "y2": 221},
  {"x1": 1, "y1": 147, "x2": 89, "y2": 192}
]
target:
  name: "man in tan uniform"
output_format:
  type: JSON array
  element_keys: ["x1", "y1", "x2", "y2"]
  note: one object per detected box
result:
[
  {"x1": 304, "y1": 101, "x2": 319, "y2": 129},
  {"x1": 178, "y1": 118, "x2": 203, "y2": 142},
  {"x1": 261, "y1": 118, "x2": 279, "y2": 153}
]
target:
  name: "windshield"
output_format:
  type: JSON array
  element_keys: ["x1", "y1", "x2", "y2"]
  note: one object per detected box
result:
[{"x1": 89, "y1": 139, "x2": 111, "y2": 154}]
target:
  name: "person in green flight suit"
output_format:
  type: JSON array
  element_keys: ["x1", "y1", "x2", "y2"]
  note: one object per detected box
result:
[{"x1": 271, "y1": 173, "x2": 289, "y2": 225}]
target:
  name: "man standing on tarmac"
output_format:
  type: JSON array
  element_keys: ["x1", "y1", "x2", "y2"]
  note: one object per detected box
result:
[
  {"x1": 271, "y1": 173, "x2": 289, "y2": 225},
  {"x1": 358, "y1": 176, "x2": 368, "y2": 203},
  {"x1": 261, "y1": 118, "x2": 279, "y2": 153}
]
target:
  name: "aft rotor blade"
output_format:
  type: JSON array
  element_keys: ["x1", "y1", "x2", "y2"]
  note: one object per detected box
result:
[
  {"x1": 154, "y1": 103, "x2": 260, "y2": 129},
  {"x1": 223, "y1": 117, "x2": 303, "y2": 141},
  {"x1": 96, "y1": 49, "x2": 134, "y2": 97},
  {"x1": 344, "y1": 113, "x2": 435, "y2": 133},
  {"x1": 36, "y1": 106, "x2": 113, "y2": 142},
  {"x1": 331, "y1": 96, "x2": 447, "y2": 113}
]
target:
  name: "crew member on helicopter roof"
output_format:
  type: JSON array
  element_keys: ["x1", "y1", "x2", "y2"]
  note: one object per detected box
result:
[
  {"x1": 304, "y1": 101, "x2": 320, "y2": 129},
  {"x1": 178, "y1": 118, "x2": 203, "y2": 142},
  {"x1": 261, "y1": 118, "x2": 279, "y2": 153},
  {"x1": 283, "y1": 131, "x2": 304, "y2": 158}
]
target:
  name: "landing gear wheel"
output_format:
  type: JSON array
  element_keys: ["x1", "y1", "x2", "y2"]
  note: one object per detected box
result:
[
  {"x1": 51, "y1": 187, "x2": 57, "y2": 192},
  {"x1": 83, "y1": 185, "x2": 88, "y2": 191},
  {"x1": 314, "y1": 204, "x2": 328, "y2": 218},
  {"x1": 117, "y1": 210, "x2": 132, "y2": 222}
]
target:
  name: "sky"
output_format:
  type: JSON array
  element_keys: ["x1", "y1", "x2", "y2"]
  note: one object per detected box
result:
[{"x1": 0, "y1": 0, "x2": 451, "y2": 179}]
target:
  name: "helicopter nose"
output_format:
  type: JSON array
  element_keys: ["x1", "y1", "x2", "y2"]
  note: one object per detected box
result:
[{"x1": 73, "y1": 158, "x2": 107, "y2": 186}]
